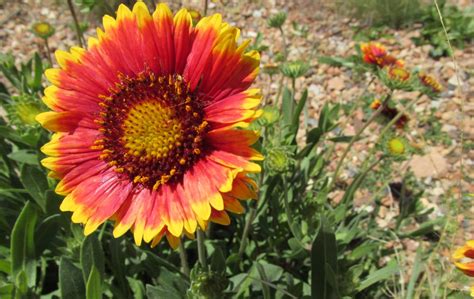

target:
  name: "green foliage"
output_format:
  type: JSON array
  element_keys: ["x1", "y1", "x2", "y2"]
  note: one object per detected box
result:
[
  {"x1": 413, "y1": 1, "x2": 474, "y2": 58},
  {"x1": 0, "y1": 5, "x2": 453, "y2": 299},
  {"x1": 338, "y1": 0, "x2": 423, "y2": 28}
]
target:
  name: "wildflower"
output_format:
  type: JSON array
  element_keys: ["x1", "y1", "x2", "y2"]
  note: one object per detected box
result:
[
  {"x1": 380, "y1": 66, "x2": 413, "y2": 91},
  {"x1": 388, "y1": 66, "x2": 410, "y2": 82},
  {"x1": 36, "y1": 3, "x2": 262, "y2": 248},
  {"x1": 370, "y1": 99, "x2": 382, "y2": 110},
  {"x1": 387, "y1": 138, "x2": 405, "y2": 155},
  {"x1": 370, "y1": 100, "x2": 409, "y2": 129},
  {"x1": 418, "y1": 72, "x2": 442, "y2": 95},
  {"x1": 268, "y1": 11, "x2": 287, "y2": 28},
  {"x1": 360, "y1": 42, "x2": 403, "y2": 68},
  {"x1": 452, "y1": 240, "x2": 474, "y2": 297},
  {"x1": 32, "y1": 22, "x2": 55, "y2": 39}
]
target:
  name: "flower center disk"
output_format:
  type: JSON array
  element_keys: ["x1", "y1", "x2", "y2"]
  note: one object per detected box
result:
[{"x1": 95, "y1": 72, "x2": 208, "y2": 190}]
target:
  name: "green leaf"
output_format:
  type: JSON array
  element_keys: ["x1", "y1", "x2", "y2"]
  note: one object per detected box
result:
[
  {"x1": 80, "y1": 234, "x2": 105, "y2": 283},
  {"x1": 10, "y1": 201, "x2": 37, "y2": 288},
  {"x1": 32, "y1": 53, "x2": 43, "y2": 91},
  {"x1": 35, "y1": 214, "x2": 61, "y2": 254},
  {"x1": 0, "y1": 284, "x2": 14, "y2": 297},
  {"x1": 255, "y1": 263, "x2": 271, "y2": 299},
  {"x1": 15, "y1": 270, "x2": 28, "y2": 295},
  {"x1": 281, "y1": 87, "x2": 294, "y2": 126},
  {"x1": 406, "y1": 249, "x2": 423, "y2": 299},
  {"x1": 59, "y1": 258, "x2": 85, "y2": 299},
  {"x1": 0, "y1": 126, "x2": 34, "y2": 146},
  {"x1": 146, "y1": 284, "x2": 182, "y2": 299},
  {"x1": 7, "y1": 150, "x2": 38, "y2": 165},
  {"x1": 291, "y1": 89, "x2": 308, "y2": 129},
  {"x1": 311, "y1": 216, "x2": 339, "y2": 299},
  {"x1": 356, "y1": 260, "x2": 399, "y2": 292},
  {"x1": 19, "y1": 164, "x2": 48, "y2": 211},
  {"x1": 86, "y1": 266, "x2": 102, "y2": 299},
  {"x1": 210, "y1": 246, "x2": 226, "y2": 274}
]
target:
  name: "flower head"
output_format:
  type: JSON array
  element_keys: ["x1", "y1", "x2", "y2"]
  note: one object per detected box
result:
[
  {"x1": 361, "y1": 42, "x2": 403, "y2": 68},
  {"x1": 370, "y1": 100, "x2": 409, "y2": 129},
  {"x1": 388, "y1": 66, "x2": 410, "y2": 82},
  {"x1": 32, "y1": 22, "x2": 55, "y2": 39},
  {"x1": 452, "y1": 240, "x2": 474, "y2": 297},
  {"x1": 36, "y1": 3, "x2": 262, "y2": 248},
  {"x1": 370, "y1": 99, "x2": 382, "y2": 110},
  {"x1": 453, "y1": 240, "x2": 474, "y2": 277},
  {"x1": 418, "y1": 72, "x2": 442, "y2": 95},
  {"x1": 387, "y1": 138, "x2": 405, "y2": 155}
]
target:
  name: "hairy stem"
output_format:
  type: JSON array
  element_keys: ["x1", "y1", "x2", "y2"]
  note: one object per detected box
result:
[
  {"x1": 197, "y1": 229, "x2": 207, "y2": 268},
  {"x1": 43, "y1": 38, "x2": 53, "y2": 66},
  {"x1": 178, "y1": 240, "x2": 190, "y2": 277}
]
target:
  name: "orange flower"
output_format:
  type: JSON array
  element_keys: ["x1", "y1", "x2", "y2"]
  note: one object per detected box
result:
[
  {"x1": 419, "y1": 72, "x2": 442, "y2": 93},
  {"x1": 361, "y1": 42, "x2": 403, "y2": 68},
  {"x1": 36, "y1": 3, "x2": 262, "y2": 248},
  {"x1": 370, "y1": 99, "x2": 382, "y2": 110}
]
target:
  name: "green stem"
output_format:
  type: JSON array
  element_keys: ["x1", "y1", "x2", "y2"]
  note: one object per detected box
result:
[
  {"x1": 238, "y1": 205, "x2": 257, "y2": 258},
  {"x1": 203, "y1": 0, "x2": 208, "y2": 16},
  {"x1": 279, "y1": 27, "x2": 288, "y2": 61},
  {"x1": 178, "y1": 240, "x2": 190, "y2": 277},
  {"x1": 328, "y1": 93, "x2": 391, "y2": 191},
  {"x1": 66, "y1": 0, "x2": 84, "y2": 47},
  {"x1": 196, "y1": 229, "x2": 207, "y2": 268},
  {"x1": 282, "y1": 176, "x2": 307, "y2": 250},
  {"x1": 43, "y1": 38, "x2": 53, "y2": 66},
  {"x1": 360, "y1": 95, "x2": 423, "y2": 171}
]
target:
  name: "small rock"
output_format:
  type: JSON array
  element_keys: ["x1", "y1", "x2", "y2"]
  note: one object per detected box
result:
[
  {"x1": 327, "y1": 77, "x2": 345, "y2": 91},
  {"x1": 408, "y1": 148, "x2": 449, "y2": 178}
]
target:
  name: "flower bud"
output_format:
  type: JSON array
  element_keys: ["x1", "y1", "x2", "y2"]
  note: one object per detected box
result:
[
  {"x1": 32, "y1": 22, "x2": 55, "y2": 39},
  {"x1": 280, "y1": 60, "x2": 308, "y2": 79},
  {"x1": 266, "y1": 147, "x2": 292, "y2": 173},
  {"x1": 268, "y1": 11, "x2": 287, "y2": 28}
]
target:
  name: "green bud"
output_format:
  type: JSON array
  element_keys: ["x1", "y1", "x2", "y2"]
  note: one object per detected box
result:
[
  {"x1": 260, "y1": 106, "x2": 279, "y2": 125},
  {"x1": 265, "y1": 147, "x2": 292, "y2": 173},
  {"x1": 32, "y1": 22, "x2": 55, "y2": 39},
  {"x1": 7, "y1": 95, "x2": 43, "y2": 127},
  {"x1": 267, "y1": 11, "x2": 287, "y2": 28},
  {"x1": 188, "y1": 266, "x2": 229, "y2": 299},
  {"x1": 280, "y1": 60, "x2": 309, "y2": 79}
]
